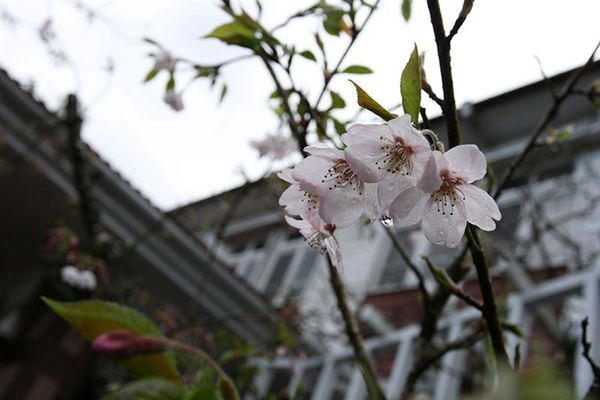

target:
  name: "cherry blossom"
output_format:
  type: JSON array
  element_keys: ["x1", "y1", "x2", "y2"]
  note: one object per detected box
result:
[
  {"x1": 154, "y1": 49, "x2": 175, "y2": 72},
  {"x1": 389, "y1": 145, "x2": 501, "y2": 247},
  {"x1": 278, "y1": 168, "x2": 319, "y2": 218},
  {"x1": 291, "y1": 145, "x2": 370, "y2": 228},
  {"x1": 284, "y1": 214, "x2": 342, "y2": 270},
  {"x1": 60, "y1": 265, "x2": 97, "y2": 290},
  {"x1": 251, "y1": 134, "x2": 297, "y2": 160},
  {"x1": 163, "y1": 90, "x2": 184, "y2": 112},
  {"x1": 342, "y1": 115, "x2": 437, "y2": 186}
]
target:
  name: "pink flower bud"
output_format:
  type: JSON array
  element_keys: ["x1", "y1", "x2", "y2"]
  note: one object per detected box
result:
[{"x1": 91, "y1": 330, "x2": 167, "y2": 357}]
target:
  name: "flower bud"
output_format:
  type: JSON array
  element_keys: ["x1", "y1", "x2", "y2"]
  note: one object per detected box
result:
[{"x1": 91, "y1": 330, "x2": 167, "y2": 357}]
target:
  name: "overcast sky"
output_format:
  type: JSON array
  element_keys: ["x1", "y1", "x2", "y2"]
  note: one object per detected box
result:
[{"x1": 0, "y1": 0, "x2": 598, "y2": 210}]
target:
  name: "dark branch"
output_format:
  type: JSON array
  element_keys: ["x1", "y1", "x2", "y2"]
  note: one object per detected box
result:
[
  {"x1": 493, "y1": 40, "x2": 600, "y2": 200},
  {"x1": 326, "y1": 255, "x2": 386, "y2": 399},
  {"x1": 384, "y1": 226, "x2": 429, "y2": 304}
]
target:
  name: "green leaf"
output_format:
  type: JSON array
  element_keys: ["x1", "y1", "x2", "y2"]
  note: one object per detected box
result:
[
  {"x1": 322, "y1": 9, "x2": 344, "y2": 36},
  {"x1": 186, "y1": 371, "x2": 222, "y2": 400},
  {"x1": 314, "y1": 33, "x2": 324, "y2": 54},
  {"x1": 43, "y1": 298, "x2": 180, "y2": 382},
  {"x1": 299, "y1": 50, "x2": 317, "y2": 62},
  {"x1": 349, "y1": 80, "x2": 397, "y2": 121},
  {"x1": 401, "y1": 44, "x2": 421, "y2": 125},
  {"x1": 331, "y1": 117, "x2": 346, "y2": 135},
  {"x1": 401, "y1": 0, "x2": 412, "y2": 21},
  {"x1": 342, "y1": 65, "x2": 373, "y2": 74},
  {"x1": 219, "y1": 83, "x2": 228, "y2": 103},
  {"x1": 195, "y1": 67, "x2": 216, "y2": 79},
  {"x1": 144, "y1": 69, "x2": 159, "y2": 83},
  {"x1": 204, "y1": 21, "x2": 257, "y2": 48},
  {"x1": 102, "y1": 378, "x2": 183, "y2": 400},
  {"x1": 422, "y1": 256, "x2": 456, "y2": 290},
  {"x1": 166, "y1": 74, "x2": 176, "y2": 92},
  {"x1": 330, "y1": 91, "x2": 346, "y2": 109}
]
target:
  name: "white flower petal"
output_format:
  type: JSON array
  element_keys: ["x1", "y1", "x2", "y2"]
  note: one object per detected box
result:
[
  {"x1": 345, "y1": 147, "x2": 386, "y2": 183},
  {"x1": 377, "y1": 175, "x2": 414, "y2": 216},
  {"x1": 389, "y1": 185, "x2": 429, "y2": 227},
  {"x1": 461, "y1": 184, "x2": 501, "y2": 231},
  {"x1": 305, "y1": 145, "x2": 344, "y2": 161},
  {"x1": 422, "y1": 199, "x2": 467, "y2": 248},
  {"x1": 292, "y1": 156, "x2": 332, "y2": 195},
  {"x1": 415, "y1": 151, "x2": 442, "y2": 193},
  {"x1": 279, "y1": 185, "x2": 312, "y2": 216},
  {"x1": 387, "y1": 115, "x2": 414, "y2": 138},
  {"x1": 319, "y1": 187, "x2": 364, "y2": 228},
  {"x1": 346, "y1": 123, "x2": 393, "y2": 143},
  {"x1": 277, "y1": 168, "x2": 295, "y2": 184},
  {"x1": 445, "y1": 144, "x2": 487, "y2": 183}
]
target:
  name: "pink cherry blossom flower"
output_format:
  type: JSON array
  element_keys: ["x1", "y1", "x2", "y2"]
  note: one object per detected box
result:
[
  {"x1": 251, "y1": 134, "x2": 297, "y2": 160},
  {"x1": 389, "y1": 145, "x2": 501, "y2": 248},
  {"x1": 291, "y1": 145, "x2": 371, "y2": 228},
  {"x1": 285, "y1": 214, "x2": 342, "y2": 270},
  {"x1": 163, "y1": 90, "x2": 184, "y2": 112},
  {"x1": 342, "y1": 115, "x2": 436, "y2": 185},
  {"x1": 154, "y1": 49, "x2": 175, "y2": 72},
  {"x1": 278, "y1": 168, "x2": 319, "y2": 218}
]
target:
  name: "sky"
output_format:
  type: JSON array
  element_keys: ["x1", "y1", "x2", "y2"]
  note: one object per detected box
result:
[{"x1": 0, "y1": 0, "x2": 598, "y2": 210}]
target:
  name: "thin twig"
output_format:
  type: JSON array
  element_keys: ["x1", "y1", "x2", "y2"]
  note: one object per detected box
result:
[
  {"x1": 402, "y1": 324, "x2": 485, "y2": 398},
  {"x1": 582, "y1": 318, "x2": 600, "y2": 378},
  {"x1": 493, "y1": 40, "x2": 600, "y2": 200},
  {"x1": 258, "y1": 52, "x2": 307, "y2": 153},
  {"x1": 384, "y1": 226, "x2": 429, "y2": 303},
  {"x1": 422, "y1": 82, "x2": 444, "y2": 109},
  {"x1": 326, "y1": 255, "x2": 386, "y2": 399},
  {"x1": 446, "y1": 0, "x2": 474, "y2": 43},
  {"x1": 313, "y1": 0, "x2": 381, "y2": 109},
  {"x1": 421, "y1": 255, "x2": 483, "y2": 311}
]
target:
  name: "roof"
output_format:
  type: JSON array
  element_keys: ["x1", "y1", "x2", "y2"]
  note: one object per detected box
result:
[{"x1": 0, "y1": 67, "x2": 281, "y2": 347}]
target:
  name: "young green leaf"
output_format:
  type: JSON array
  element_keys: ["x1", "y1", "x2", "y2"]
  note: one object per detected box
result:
[
  {"x1": 322, "y1": 9, "x2": 344, "y2": 36},
  {"x1": 349, "y1": 80, "x2": 396, "y2": 121},
  {"x1": 342, "y1": 65, "x2": 373, "y2": 74},
  {"x1": 204, "y1": 21, "x2": 257, "y2": 48},
  {"x1": 102, "y1": 378, "x2": 183, "y2": 400},
  {"x1": 400, "y1": 44, "x2": 422, "y2": 125},
  {"x1": 401, "y1": 0, "x2": 412, "y2": 21},
  {"x1": 299, "y1": 50, "x2": 317, "y2": 62},
  {"x1": 43, "y1": 298, "x2": 180, "y2": 382},
  {"x1": 422, "y1": 256, "x2": 456, "y2": 290},
  {"x1": 166, "y1": 74, "x2": 176, "y2": 92},
  {"x1": 331, "y1": 117, "x2": 346, "y2": 135},
  {"x1": 219, "y1": 83, "x2": 228, "y2": 103},
  {"x1": 330, "y1": 91, "x2": 346, "y2": 109},
  {"x1": 143, "y1": 69, "x2": 159, "y2": 83}
]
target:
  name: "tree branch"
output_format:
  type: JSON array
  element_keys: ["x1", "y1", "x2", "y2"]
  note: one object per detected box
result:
[
  {"x1": 426, "y1": 0, "x2": 461, "y2": 148},
  {"x1": 384, "y1": 226, "x2": 429, "y2": 304},
  {"x1": 326, "y1": 255, "x2": 385, "y2": 399},
  {"x1": 493, "y1": 40, "x2": 600, "y2": 200},
  {"x1": 403, "y1": 323, "x2": 485, "y2": 398},
  {"x1": 465, "y1": 226, "x2": 509, "y2": 364}
]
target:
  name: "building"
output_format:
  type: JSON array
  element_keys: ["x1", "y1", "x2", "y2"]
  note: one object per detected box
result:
[
  {"x1": 0, "y1": 68, "x2": 281, "y2": 399},
  {"x1": 171, "y1": 61, "x2": 600, "y2": 398}
]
